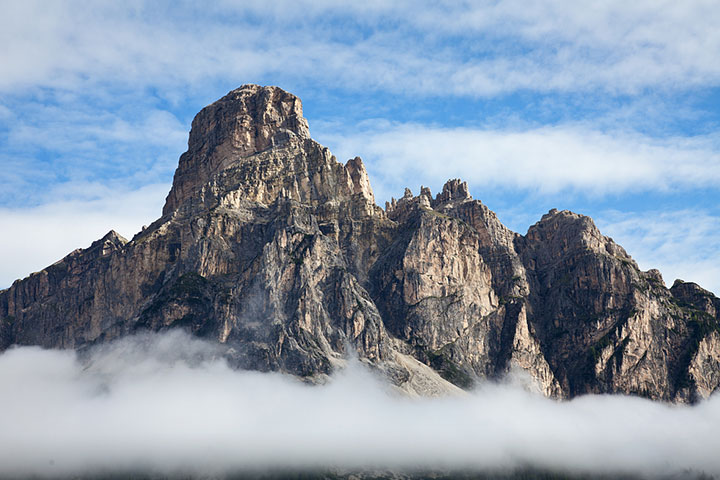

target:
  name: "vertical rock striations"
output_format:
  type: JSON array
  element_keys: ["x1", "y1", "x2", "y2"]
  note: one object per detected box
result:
[{"x1": 1, "y1": 85, "x2": 718, "y2": 401}]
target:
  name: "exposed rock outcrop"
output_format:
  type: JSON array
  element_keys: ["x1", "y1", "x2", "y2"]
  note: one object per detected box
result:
[
  {"x1": 1, "y1": 85, "x2": 718, "y2": 401},
  {"x1": 163, "y1": 84, "x2": 311, "y2": 215}
]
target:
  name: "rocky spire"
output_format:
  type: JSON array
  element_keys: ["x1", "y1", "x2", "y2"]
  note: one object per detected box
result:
[
  {"x1": 345, "y1": 156, "x2": 375, "y2": 204},
  {"x1": 163, "y1": 85, "x2": 311, "y2": 215},
  {"x1": 433, "y1": 179, "x2": 471, "y2": 206}
]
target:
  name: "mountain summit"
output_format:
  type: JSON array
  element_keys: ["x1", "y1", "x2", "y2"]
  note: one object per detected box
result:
[
  {"x1": 163, "y1": 85, "x2": 312, "y2": 215},
  {"x1": 2, "y1": 85, "x2": 719, "y2": 401}
]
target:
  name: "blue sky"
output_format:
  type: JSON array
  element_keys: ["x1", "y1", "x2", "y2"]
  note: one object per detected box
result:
[{"x1": 1, "y1": 1, "x2": 719, "y2": 293}]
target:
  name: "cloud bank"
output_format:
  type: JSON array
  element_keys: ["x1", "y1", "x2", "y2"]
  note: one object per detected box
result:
[
  {"x1": 0, "y1": 330, "x2": 718, "y2": 478},
  {"x1": 321, "y1": 123, "x2": 720, "y2": 199},
  {"x1": 2, "y1": 1, "x2": 719, "y2": 96}
]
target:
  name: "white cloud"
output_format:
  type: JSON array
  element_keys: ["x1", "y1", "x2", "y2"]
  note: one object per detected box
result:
[
  {"x1": 0, "y1": 330, "x2": 718, "y2": 477},
  {"x1": 319, "y1": 122, "x2": 720, "y2": 202},
  {"x1": 4, "y1": 102, "x2": 186, "y2": 155},
  {"x1": 0, "y1": 101, "x2": 186, "y2": 206},
  {"x1": 0, "y1": 183, "x2": 167, "y2": 289},
  {"x1": 0, "y1": 104, "x2": 12, "y2": 121},
  {"x1": 1, "y1": 1, "x2": 719, "y2": 96},
  {"x1": 597, "y1": 209, "x2": 720, "y2": 295}
]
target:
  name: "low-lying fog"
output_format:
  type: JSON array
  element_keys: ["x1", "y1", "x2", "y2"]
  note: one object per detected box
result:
[{"x1": 0, "y1": 330, "x2": 717, "y2": 478}]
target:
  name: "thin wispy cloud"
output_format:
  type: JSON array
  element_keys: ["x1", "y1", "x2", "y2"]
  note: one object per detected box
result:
[
  {"x1": 321, "y1": 122, "x2": 720, "y2": 200},
  {"x1": 2, "y1": 1, "x2": 719, "y2": 96},
  {"x1": 0, "y1": 100, "x2": 186, "y2": 206}
]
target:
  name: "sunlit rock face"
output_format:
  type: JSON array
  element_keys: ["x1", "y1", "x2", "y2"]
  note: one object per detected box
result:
[
  {"x1": 163, "y1": 84, "x2": 311, "y2": 215},
  {"x1": 1, "y1": 85, "x2": 719, "y2": 401}
]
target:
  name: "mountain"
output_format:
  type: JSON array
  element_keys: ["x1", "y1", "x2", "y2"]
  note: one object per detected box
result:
[{"x1": 1, "y1": 84, "x2": 719, "y2": 402}]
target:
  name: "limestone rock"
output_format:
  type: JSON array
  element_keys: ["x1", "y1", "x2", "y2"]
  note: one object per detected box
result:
[
  {"x1": 163, "y1": 84, "x2": 310, "y2": 215},
  {"x1": 1, "y1": 85, "x2": 719, "y2": 401}
]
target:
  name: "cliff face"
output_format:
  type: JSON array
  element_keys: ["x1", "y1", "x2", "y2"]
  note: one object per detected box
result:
[{"x1": 1, "y1": 85, "x2": 718, "y2": 401}]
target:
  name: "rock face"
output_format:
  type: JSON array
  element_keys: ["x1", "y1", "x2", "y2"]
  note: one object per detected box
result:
[{"x1": 1, "y1": 85, "x2": 719, "y2": 401}]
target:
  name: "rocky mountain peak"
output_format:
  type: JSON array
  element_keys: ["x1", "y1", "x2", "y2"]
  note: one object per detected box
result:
[
  {"x1": 345, "y1": 156, "x2": 375, "y2": 204},
  {"x1": 163, "y1": 84, "x2": 311, "y2": 215},
  {"x1": 433, "y1": 179, "x2": 471, "y2": 206},
  {"x1": 671, "y1": 280, "x2": 718, "y2": 316},
  {"x1": 384, "y1": 179, "x2": 473, "y2": 222},
  {"x1": 2, "y1": 85, "x2": 719, "y2": 403},
  {"x1": 71, "y1": 230, "x2": 128, "y2": 263},
  {"x1": 526, "y1": 208, "x2": 618, "y2": 254},
  {"x1": 93, "y1": 230, "x2": 127, "y2": 251}
]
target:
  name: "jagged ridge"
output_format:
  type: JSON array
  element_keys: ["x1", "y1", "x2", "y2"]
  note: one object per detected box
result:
[{"x1": 1, "y1": 85, "x2": 719, "y2": 402}]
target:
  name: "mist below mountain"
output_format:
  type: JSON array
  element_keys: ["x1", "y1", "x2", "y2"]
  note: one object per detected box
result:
[{"x1": 0, "y1": 330, "x2": 717, "y2": 479}]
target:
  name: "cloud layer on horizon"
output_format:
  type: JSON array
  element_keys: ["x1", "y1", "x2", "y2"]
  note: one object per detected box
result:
[{"x1": 0, "y1": 330, "x2": 719, "y2": 478}]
